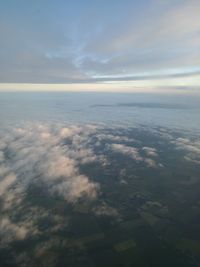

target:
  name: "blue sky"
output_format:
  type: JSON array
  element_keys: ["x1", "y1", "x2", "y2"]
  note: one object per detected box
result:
[{"x1": 0, "y1": 0, "x2": 200, "y2": 90}]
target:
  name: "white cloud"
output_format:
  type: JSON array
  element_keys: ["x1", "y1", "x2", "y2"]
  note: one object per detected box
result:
[
  {"x1": 60, "y1": 126, "x2": 82, "y2": 139},
  {"x1": 55, "y1": 174, "x2": 99, "y2": 203},
  {"x1": 144, "y1": 158, "x2": 157, "y2": 168},
  {"x1": 0, "y1": 164, "x2": 9, "y2": 177},
  {"x1": 109, "y1": 143, "x2": 160, "y2": 168},
  {"x1": 173, "y1": 137, "x2": 200, "y2": 164},
  {"x1": 0, "y1": 123, "x2": 174, "y2": 249},
  {"x1": 0, "y1": 123, "x2": 102, "y2": 209},
  {"x1": 97, "y1": 133, "x2": 132, "y2": 143},
  {"x1": 110, "y1": 143, "x2": 143, "y2": 162},
  {"x1": 0, "y1": 151, "x2": 5, "y2": 162},
  {"x1": 0, "y1": 123, "x2": 107, "y2": 247},
  {"x1": 0, "y1": 173, "x2": 16, "y2": 196},
  {"x1": 0, "y1": 0, "x2": 199, "y2": 85},
  {"x1": 83, "y1": 0, "x2": 200, "y2": 77},
  {"x1": 0, "y1": 217, "x2": 28, "y2": 246},
  {"x1": 142, "y1": 147, "x2": 158, "y2": 157},
  {"x1": 93, "y1": 202, "x2": 119, "y2": 217}
]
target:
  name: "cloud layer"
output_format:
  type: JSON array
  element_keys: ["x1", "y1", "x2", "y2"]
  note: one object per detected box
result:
[
  {"x1": 0, "y1": 0, "x2": 199, "y2": 85},
  {"x1": 0, "y1": 122, "x2": 200, "y2": 253},
  {"x1": 0, "y1": 122, "x2": 163, "y2": 247}
]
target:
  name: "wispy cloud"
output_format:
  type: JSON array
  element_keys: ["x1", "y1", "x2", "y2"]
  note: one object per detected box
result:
[
  {"x1": 109, "y1": 143, "x2": 159, "y2": 168},
  {"x1": 110, "y1": 143, "x2": 143, "y2": 162},
  {"x1": 0, "y1": 0, "x2": 199, "y2": 87},
  {"x1": 172, "y1": 137, "x2": 200, "y2": 164}
]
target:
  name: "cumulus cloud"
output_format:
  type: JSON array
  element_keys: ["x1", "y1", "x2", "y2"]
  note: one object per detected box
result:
[
  {"x1": 110, "y1": 143, "x2": 143, "y2": 162},
  {"x1": 93, "y1": 202, "x2": 119, "y2": 217},
  {"x1": 0, "y1": 204, "x2": 63, "y2": 247},
  {"x1": 0, "y1": 123, "x2": 171, "y2": 249},
  {"x1": 0, "y1": 151, "x2": 5, "y2": 162},
  {"x1": 0, "y1": 173, "x2": 16, "y2": 196},
  {"x1": 172, "y1": 137, "x2": 200, "y2": 164},
  {"x1": 142, "y1": 147, "x2": 158, "y2": 157},
  {"x1": 0, "y1": 217, "x2": 28, "y2": 246},
  {"x1": 0, "y1": 123, "x2": 102, "y2": 208},
  {"x1": 96, "y1": 133, "x2": 132, "y2": 143},
  {"x1": 0, "y1": 123, "x2": 108, "y2": 247},
  {"x1": 109, "y1": 143, "x2": 160, "y2": 168},
  {"x1": 0, "y1": 164, "x2": 9, "y2": 177},
  {"x1": 144, "y1": 158, "x2": 157, "y2": 168},
  {"x1": 54, "y1": 174, "x2": 99, "y2": 202},
  {"x1": 60, "y1": 126, "x2": 82, "y2": 139}
]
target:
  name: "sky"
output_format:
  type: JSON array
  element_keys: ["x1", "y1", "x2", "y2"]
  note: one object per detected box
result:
[{"x1": 0, "y1": 0, "x2": 200, "y2": 91}]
